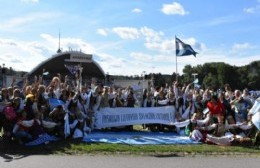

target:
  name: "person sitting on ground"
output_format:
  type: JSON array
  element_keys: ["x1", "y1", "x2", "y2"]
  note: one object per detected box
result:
[
  {"x1": 2, "y1": 101, "x2": 18, "y2": 141},
  {"x1": 47, "y1": 105, "x2": 65, "y2": 137},
  {"x1": 191, "y1": 115, "x2": 237, "y2": 144},
  {"x1": 12, "y1": 111, "x2": 33, "y2": 144}
]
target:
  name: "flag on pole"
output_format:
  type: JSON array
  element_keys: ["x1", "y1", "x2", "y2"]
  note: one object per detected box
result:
[
  {"x1": 43, "y1": 71, "x2": 49, "y2": 76},
  {"x1": 64, "y1": 64, "x2": 80, "y2": 75},
  {"x1": 175, "y1": 37, "x2": 197, "y2": 57},
  {"x1": 193, "y1": 78, "x2": 199, "y2": 84}
]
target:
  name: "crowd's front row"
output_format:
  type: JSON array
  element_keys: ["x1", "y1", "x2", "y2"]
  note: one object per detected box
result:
[{"x1": 0, "y1": 76, "x2": 259, "y2": 146}]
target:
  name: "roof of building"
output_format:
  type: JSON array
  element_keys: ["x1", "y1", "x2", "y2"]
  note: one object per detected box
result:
[{"x1": 28, "y1": 50, "x2": 105, "y2": 80}]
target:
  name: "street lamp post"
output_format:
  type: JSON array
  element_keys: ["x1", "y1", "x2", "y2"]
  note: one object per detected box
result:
[
  {"x1": 2, "y1": 63, "x2": 6, "y2": 87},
  {"x1": 78, "y1": 64, "x2": 83, "y2": 90},
  {"x1": 192, "y1": 73, "x2": 198, "y2": 88},
  {"x1": 142, "y1": 71, "x2": 146, "y2": 91}
]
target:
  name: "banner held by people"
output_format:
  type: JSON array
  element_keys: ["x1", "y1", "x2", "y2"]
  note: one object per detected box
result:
[{"x1": 94, "y1": 106, "x2": 190, "y2": 129}]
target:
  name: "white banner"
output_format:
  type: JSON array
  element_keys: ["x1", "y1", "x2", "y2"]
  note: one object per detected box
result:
[{"x1": 95, "y1": 106, "x2": 176, "y2": 129}]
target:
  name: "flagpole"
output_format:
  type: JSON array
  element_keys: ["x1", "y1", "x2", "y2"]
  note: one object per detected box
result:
[
  {"x1": 175, "y1": 35, "x2": 178, "y2": 81},
  {"x1": 176, "y1": 51, "x2": 178, "y2": 81}
]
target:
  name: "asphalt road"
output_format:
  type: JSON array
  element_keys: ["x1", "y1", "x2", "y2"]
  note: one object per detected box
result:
[{"x1": 0, "y1": 154, "x2": 259, "y2": 168}]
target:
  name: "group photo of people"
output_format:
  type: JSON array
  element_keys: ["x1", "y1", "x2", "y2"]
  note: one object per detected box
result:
[{"x1": 0, "y1": 73, "x2": 259, "y2": 146}]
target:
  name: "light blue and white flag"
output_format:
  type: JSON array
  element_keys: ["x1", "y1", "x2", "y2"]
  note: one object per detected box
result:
[
  {"x1": 193, "y1": 78, "x2": 199, "y2": 84},
  {"x1": 176, "y1": 37, "x2": 197, "y2": 57}
]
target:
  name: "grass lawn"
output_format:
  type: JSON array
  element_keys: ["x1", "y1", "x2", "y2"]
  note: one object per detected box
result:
[
  {"x1": 1, "y1": 137, "x2": 259, "y2": 157},
  {"x1": 1, "y1": 125, "x2": 259, "y2": 156}
]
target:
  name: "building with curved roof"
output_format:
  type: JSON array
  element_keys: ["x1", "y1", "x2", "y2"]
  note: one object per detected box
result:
[{"x1": 28, "y1": 50, "x2": 105, "y2": 83}]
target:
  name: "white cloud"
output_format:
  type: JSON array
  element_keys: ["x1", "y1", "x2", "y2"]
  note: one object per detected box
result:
[
  {"x1": 144, "y1": 40, "x2": 175, "y2": 53},
  {"x1": 95, "y1": 52, "x2": 171, "y2": 76},
  {"x1": 182, "y1": 37, "x2": 205, "y2": 51},
  {"x1": 232, "y1": 43, "x2": 254, "y2": 52},
  {"x1": 208, "y1": 15, "x2": 241, "y2": 26},
  {"x1": 40, "y1": 34, "x2": 95, "y2": 54},
  {"x1": 97, "y1": 28, "x2": 109, "y2": 36},
  {"x1": 144, "y1": 42, "x2": 161, "y2": 51},
  {"x1": 130, "y1": 52, "x2": 153, "y2": 61},
  {"x1": 109, "y1": 26, "x2": 203, "y2": 54},
  {"x1": 0, "y1": 39, "x2": 18, "y2": 46},
  {"x1": 80, "y1": 26, "x2": 204, "y2": 75},
  {"x1": 0, "y1": 25, "x2": 247, "y2": 77},
  {"x1": 140, "y1": 27, "x2": 178, "y2": 53},
  {"x1": 132, "y1": 8, "x2": 142, "y2": 13},
  {"x1": 0, "y1": 16, "x2": 36, "y2": 30},
  {"x1": 161, "y1": 2, "x2": 188, "y2": 15},
  {"x1": 95, "y1": 52, "x2": 131, "y2": 75},
  {"x1": 139, "y1": 28, "x2": 166, "y2": 52},
  {"x1": 21, "y1": 0, "x2": 39, "y2": 3},
  {"x1": 0, "y1": 34, "x2": 96, "y2": 72},
  {"x1": 0, "y1": 12, "x2": 61, "y2": 31},
  {"x1": 112, "y1": 27, "x2": 140, "y2": 40},
  {"x1": 140, "y1": 27, "x2": 163, "y2": 42},
  {"x1": 243, "y1": 5, "x2": 260, "y2": 14},
  {"x1": 0, "y1": 39, "x2": 47, "y2": 72},
  {"x1": 144, "y1": 35, "x2": 203, "y2": 54},
  {"x1": 243, "y1": 7, "x2": 255, "y2": 13},
  {"x1": 0, "y1": 33, "x2": 256, "y2": 77}
]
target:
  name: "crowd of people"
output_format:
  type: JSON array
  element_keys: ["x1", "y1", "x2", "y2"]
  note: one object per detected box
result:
[
  {"x1": 142, "y1": 82, "x2": 259, "y2": 146},
  {"x1": 0, "y1": 74, "x2": 259, "y2": 146}
]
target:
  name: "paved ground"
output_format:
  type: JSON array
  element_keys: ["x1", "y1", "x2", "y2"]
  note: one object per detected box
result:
[{"x1": 0, "y1": 154, "x2": 260, "y2": 168}]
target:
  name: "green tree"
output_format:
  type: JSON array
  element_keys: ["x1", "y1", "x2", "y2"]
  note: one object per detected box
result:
[
  {"x1": 247, "y1": 61, "x2": 260, "y2": 89},
  {"x1": 203, "y1": 72, "x2": 218, "y2": 90},
  {"x1": 182, "y1": 65, "x2": 194, "y2": 84}
]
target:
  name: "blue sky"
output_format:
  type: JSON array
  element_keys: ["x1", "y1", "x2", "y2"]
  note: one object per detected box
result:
[{"x1": 0, "y1": 0, "x2": 260, "y2": 76}]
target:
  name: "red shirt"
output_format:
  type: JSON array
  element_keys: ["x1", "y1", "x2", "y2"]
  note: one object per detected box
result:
[{"x1": 207, "y1": 101, "x2": 225, "y2": 116}]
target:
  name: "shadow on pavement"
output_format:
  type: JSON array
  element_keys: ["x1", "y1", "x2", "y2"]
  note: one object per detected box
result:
[{"x1": 0, "y1": 138, "x2": 83, "y2": 162}]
